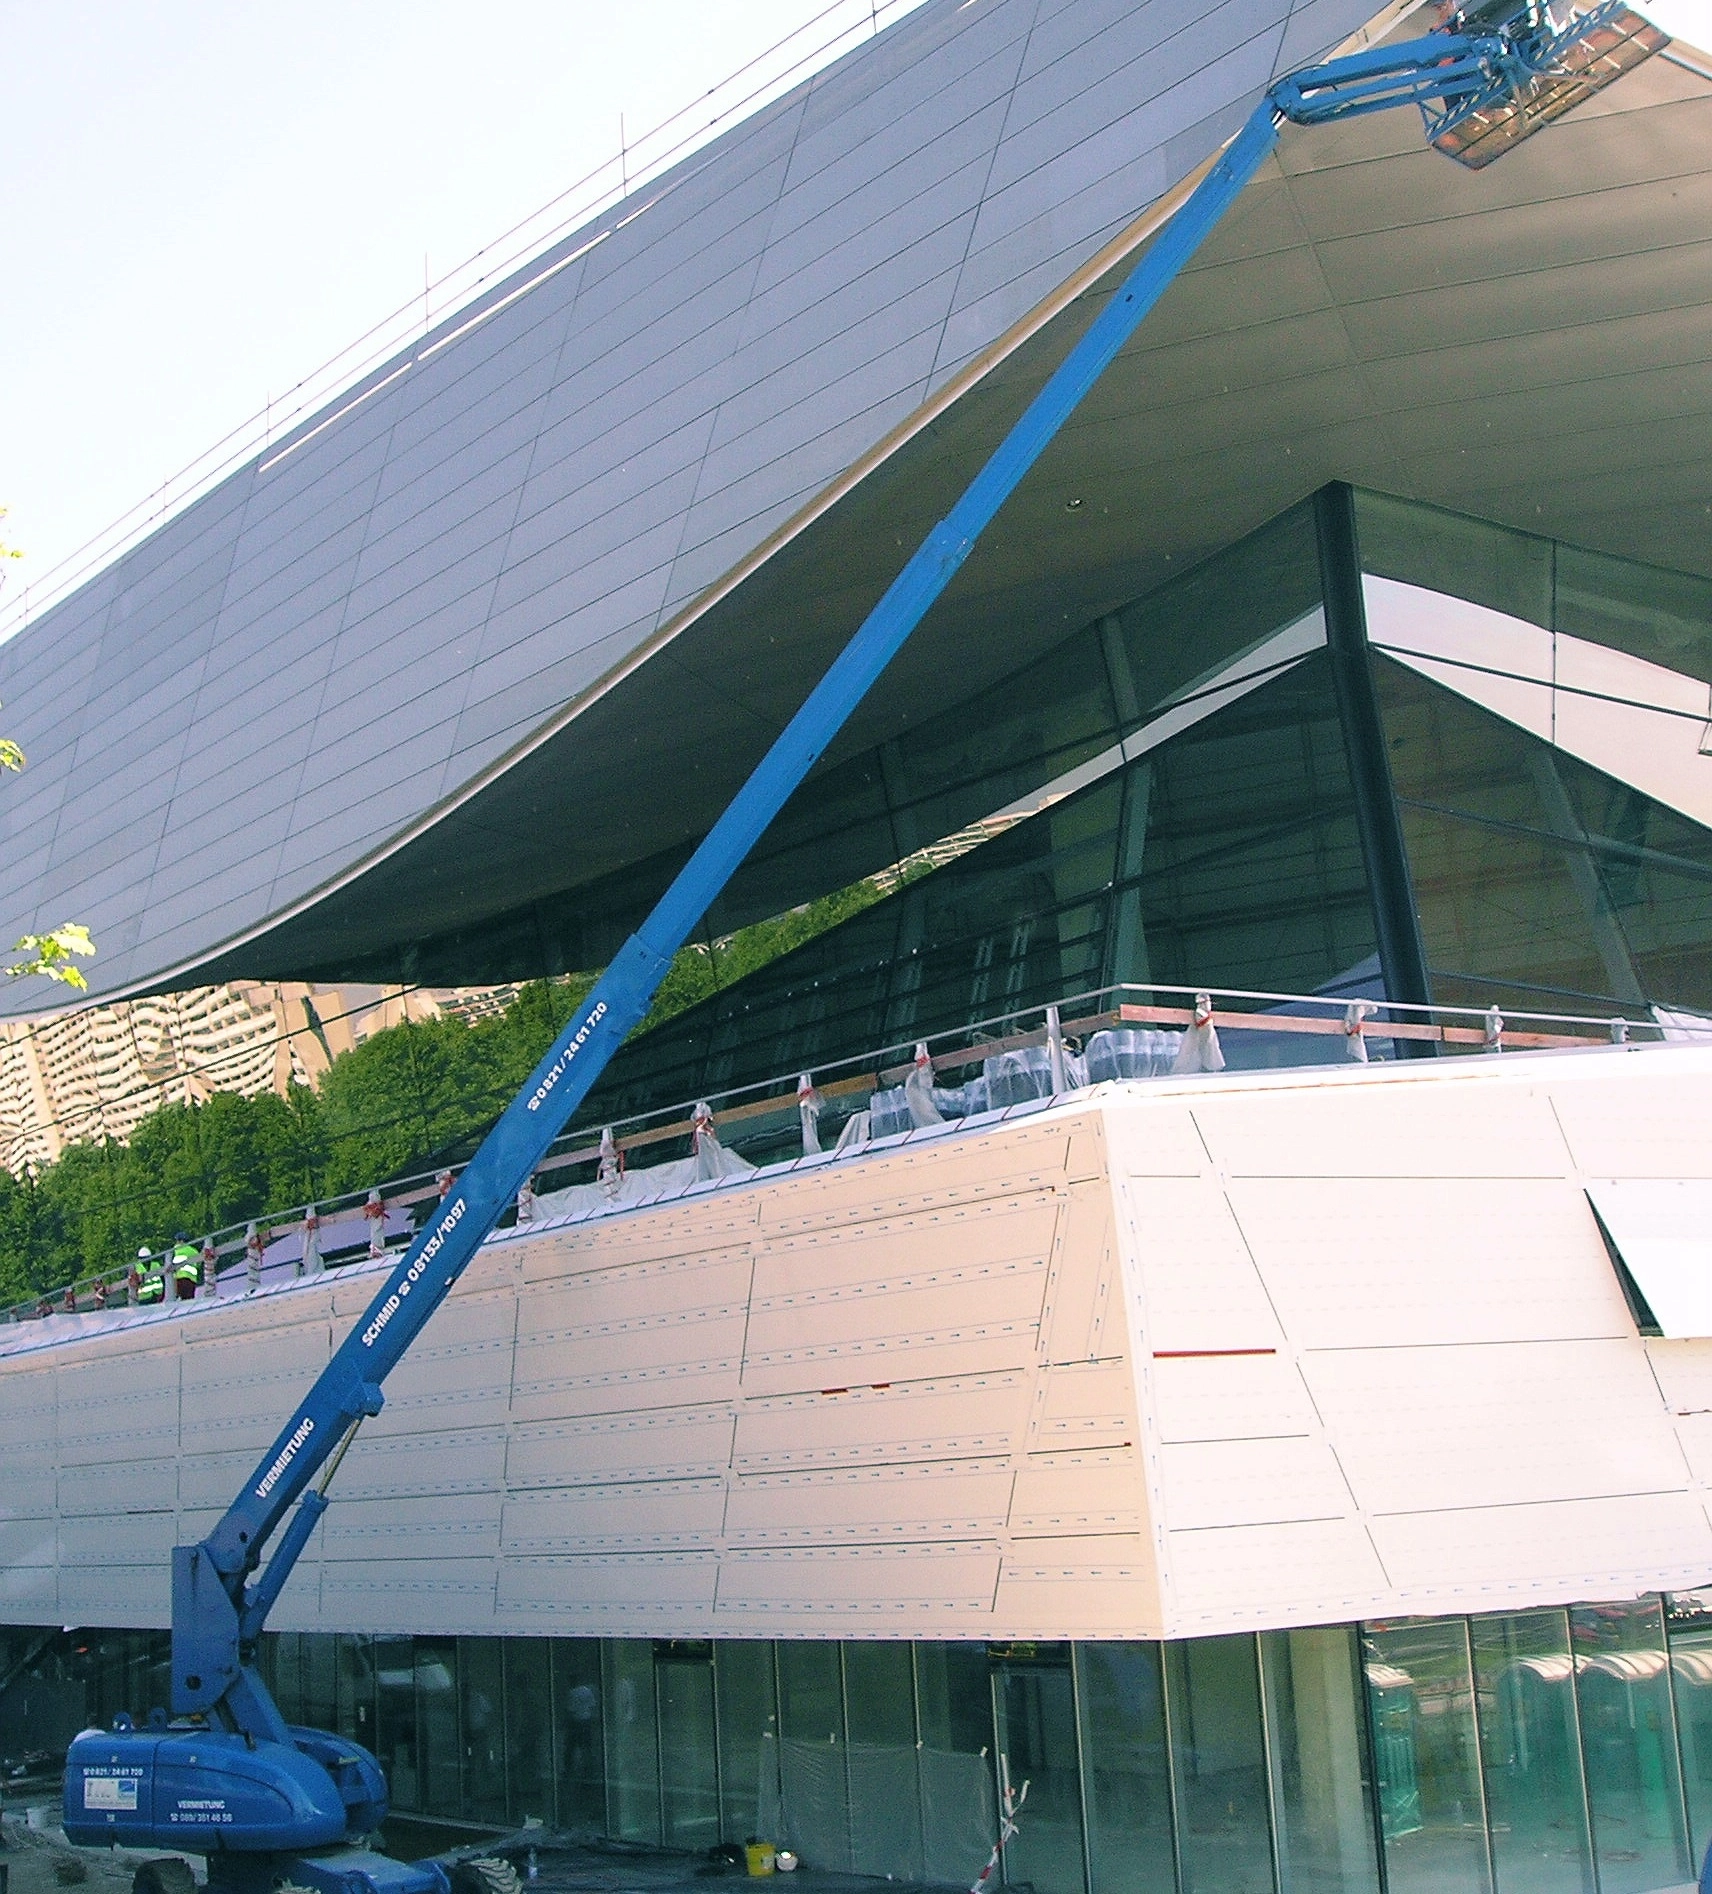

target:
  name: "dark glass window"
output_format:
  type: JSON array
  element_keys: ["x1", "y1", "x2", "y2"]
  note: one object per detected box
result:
[
  {"x1": 374, "y1": 1635, "x2": 418, "y2": 1811},
  {"x1": 1354, "y1": 488, "x2": 1712, "y2": 690},
  {"x1": 602, "y1": 1639, "x2": 660, "y2": 1842},
  {"x1": 1166, "y1": 1635, "x2": 1274, "y2": 1894},
  {"x1": 586, "y1": 652, "x2": 1377, "y2": 1128},
  {"x1": 776, "y1": 1641, "x2": 849, "y2": 1869},
  {"x1": 336, "y1": 1632, "x2": 376, "y2": 1749},
  {"x1": 416, "y1": 1637, "x2": 461, "y2": 1819},
  {"x1": 991, "y1": 1650, "x2": 1085, "y2": 1894},
  {"x1": 1355, "y1": 490, "x2": 1554, "y2": 632},
  {"x1": 843, "y1": 1642, "x2": 922, "y2": 1880},
  {"x1": 655, "y1": 1645, "x2": 720, "y2": 1850},
  {"x1": 1076, "y1": 1642, "x2": 1175, "y2": 1894},
  {"x1": 1363, "y1": 1619, "x2": 1492, "y2": 1894},
  {"x1": 1377, "y1": 657, "x2": 1712, "y2": 1012},
  {"x1": 460, "y1": 1636, "x2": 507, "y2": 1824},
  {"x1": 720, "y1": 502, "x2": 1322, "y2": 946},
  {"x1": 714, "y1": 1640, "x2": 777, "y2": 1845},
  {"x1": 916, "y1": 1644, "x2": 997, "y2": 1886},
  {"x1": 1571, "y1": 1599, "x2": 1692, "y2": 1894},
  {"x1": 1469, "y1": 1611, "x2": 1594, "y2": 1894},
  {"x1": 1260, "y1": 1627, "x2": 1381, "y2": 1894},
  {"x1": 504, "y1": 1636, "x2": 555, "y2": 1826},
  {"x1": 553, "y1": 1638, "x2": 606, "y2": 1831}
]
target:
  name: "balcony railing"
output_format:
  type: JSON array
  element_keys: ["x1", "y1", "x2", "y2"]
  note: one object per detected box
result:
[{"x1": 5, "y1": 979, "x2": 1706, "y2": 1330}]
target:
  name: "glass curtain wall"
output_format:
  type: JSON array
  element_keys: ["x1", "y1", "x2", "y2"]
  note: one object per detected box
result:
[
  {"x1": 583, "y1": 651, "x2": 1377, "y2": 1119},
  {"x1": 1357, "y1": 489, "x2": 1712, "y2": 1016},
  {"x1": 575, "y1": 485, "x2": 1712, "y2": 1135},
  {"x1": 49, "y1": 1614, "x2": 1712, "y2": 1892},
  {"x1": 580, "y1": 503, "x2": 1350, "y2": 1123}
]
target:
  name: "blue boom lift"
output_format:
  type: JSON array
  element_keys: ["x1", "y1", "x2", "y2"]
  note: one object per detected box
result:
[{"x1": 61, "y1": 6, "x2": 1668, "y2": 1893}]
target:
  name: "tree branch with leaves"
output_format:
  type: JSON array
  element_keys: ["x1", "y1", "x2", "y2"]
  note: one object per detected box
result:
[{"x1": 0, "y1": 509, "x2": 95, "y2": 990}]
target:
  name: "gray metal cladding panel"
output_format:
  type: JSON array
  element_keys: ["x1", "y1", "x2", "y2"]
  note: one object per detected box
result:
[
  {"x1": 317, "y1": 593, "x2": 494, "y2": 717},
  {"x1": 215, "y1": 514, "x2": 378, "y2": 640},
  {"x1": 501, "y1": 422, "x2": 721, "y2": 597},
  {"x1": 526, "y1": 261, "x2": 764, "y2": 456},
  {"x1": 341, "y1": 490, "x2": 521, "y2": 633},
  {"x1": 230, "y1": 449, "x2": 391, "y2": 588},
  {"x1": 275, "y1": 759, "x2": 449, "y2": 874},
  {"x1": 383, "y1": 292, "x2": 576, "y2": 444},
  {"x1": 150, "y1": 776, "x2": 304, "y2": 876},
  {"x1": 761, "y1": 57, "x2": 1022, "y2": 260},
  {"x1": 480, "y1": 489, "x2": 697, "y2": 661},
  {"x1": 700, "y1": 272, "x2": 969, "y2": 482},
  {"x1": 187, "y1": 608, "x2": 351, "y2": 726},
  {"x1": 367, "y1": 362, "x2": 563, "y2": 522}
]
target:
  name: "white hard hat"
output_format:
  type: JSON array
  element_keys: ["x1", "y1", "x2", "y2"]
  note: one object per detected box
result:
[{"x1": 136, "y1": 1246, "x2": 152, "y2": 1260}]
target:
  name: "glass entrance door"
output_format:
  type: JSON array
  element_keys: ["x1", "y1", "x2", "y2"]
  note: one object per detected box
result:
[
  {"x1": 991, "y1": 1648, "x2": 1088, "y2": 1894},
  {"x1": 656, "y1": 1643, "x2": 720, "y2": 1850}
]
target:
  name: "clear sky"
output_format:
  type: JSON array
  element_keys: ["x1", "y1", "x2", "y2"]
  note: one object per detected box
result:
[{"x1": 3, "y1": 0, "x2": 1709, "y2": 594}]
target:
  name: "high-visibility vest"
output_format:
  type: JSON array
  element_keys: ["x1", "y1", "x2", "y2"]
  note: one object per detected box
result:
[
  {"x1": 137, "y1": 1264, "x2": 165, "y2": 1302},
  {"x1": 171, "y1": 1244, "x2": 200, "y2": 1282}
]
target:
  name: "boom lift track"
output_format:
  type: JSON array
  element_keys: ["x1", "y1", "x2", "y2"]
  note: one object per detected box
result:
[{"x1": 61, "y1": 7, "x2": 1668, "y2": 1892}]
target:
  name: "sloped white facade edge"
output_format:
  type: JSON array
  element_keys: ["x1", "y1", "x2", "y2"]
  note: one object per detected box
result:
[{"x1": 6, "y1": 1045, "x2": 1712, "y2": 1639}]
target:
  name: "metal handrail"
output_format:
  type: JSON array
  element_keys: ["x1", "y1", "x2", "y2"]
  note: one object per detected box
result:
[{"x1": 9, "y1": 976, "x2": 1704, "y2": 1324}]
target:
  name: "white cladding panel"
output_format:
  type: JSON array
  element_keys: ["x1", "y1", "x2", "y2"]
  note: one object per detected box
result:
[{"x1": 5, "y1": 1045, "x2": 1712, "y2": 1638}]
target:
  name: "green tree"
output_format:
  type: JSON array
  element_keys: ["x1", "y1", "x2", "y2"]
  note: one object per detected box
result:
[{"x1": 0, "y1": 507, "x2": 94, "y2": 989}]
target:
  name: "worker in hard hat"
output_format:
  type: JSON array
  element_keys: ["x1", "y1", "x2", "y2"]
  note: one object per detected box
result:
[
  {"x1": 170, "y1": 1233, "x2": 201, "y2": 1301},
  {"x1": 134, "y1": 1246, "x2": 165, "y2": 1305}
]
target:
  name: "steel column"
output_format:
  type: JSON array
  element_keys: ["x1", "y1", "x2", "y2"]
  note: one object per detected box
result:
[{"x1": 1314, "y1": 482, "x2": 1433, "y2": 1019}]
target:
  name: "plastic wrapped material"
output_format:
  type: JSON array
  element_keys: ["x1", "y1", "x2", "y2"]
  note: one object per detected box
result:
[
  {"x1": 778, "y1": 1737, "x2": 849, "y2": 1870},
  {"x1": 832, "y1": 1108, "x2": 872, "y2": 1155},
  {"x1": 918, "y1": 1746, "x2": 997, "y2": 1887},
  {"x1": 364, "y1": 1187, "x2": 387, "y2": 1259},
  {"x1": 299, "y1": 1208, "x2": 323, "y2": 1278},
  {"x1": 867, "y1": 1086, "x2": 914, "y2": 1140},
  {"x1": 846, "y1": 1743, "x2": 921, "y2": 1881},
  {"x1": 1085, "y1": 1028, "x2": 1182, "y2": 1082},
  {"x1": 984, "y1": 1044, "x2": 1055, "y2": 1108},
  {"x1": 692, "y1": 1101, "x2": 751, "y2": 1180},
  {"x1": 1343, "y1": 1001, "x2": 1371, "y2": 1063},
  {"x1": 904, "y1": 1044, "x2": 944, "y2": 1127},
  {"x1": 797, "y1": 1074, "x2": 823, "y2": 1155},
  {"x1": 931, "y1": 1076, "x2": 990, "y2": 1120},
  {"x1": 529, "y1": 1144, "x2": 758, "y2": 1225},
  {"x1": 597, "y1": 1127, "x2": 623, "y2": 1200},
  {"x1": 1171, "y1": 1002, "x2": 1225, "y2": 1074}
]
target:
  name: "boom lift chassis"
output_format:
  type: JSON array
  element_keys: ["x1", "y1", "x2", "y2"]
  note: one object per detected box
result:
[{"x1": 62, "y1": 7, "x2": 1668, "y2": 1892}]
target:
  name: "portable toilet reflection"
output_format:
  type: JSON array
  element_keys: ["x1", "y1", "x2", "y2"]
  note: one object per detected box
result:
[{"x1": 1365, "y1": 1662, "x2": 1421, "y2": 1838}]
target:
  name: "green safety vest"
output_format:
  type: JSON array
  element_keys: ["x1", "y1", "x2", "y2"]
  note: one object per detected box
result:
[
  {"x1": 172, "y1": 1245, "x2": 201, "y2": 1282},
  {"x1": 136, "y1": 1265, "x2": 164, "y2": 1302}
]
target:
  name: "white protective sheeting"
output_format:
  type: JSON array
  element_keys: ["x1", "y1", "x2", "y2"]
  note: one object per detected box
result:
[{"x1": 1587, "y1": 1179, "x2": 1712, "y2": 1336}]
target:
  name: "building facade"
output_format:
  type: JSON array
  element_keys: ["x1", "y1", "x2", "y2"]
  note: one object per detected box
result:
[
  {"x1": 7, "y1": 1044, "x2": 1712, "y2": 1894},
  {"x1": 2, "y1": 1, "x2": 1711, "y2": 1892}
]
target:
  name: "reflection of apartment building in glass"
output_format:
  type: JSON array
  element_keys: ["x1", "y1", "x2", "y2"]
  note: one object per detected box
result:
[
  {"x1": 2, "y1": 0, "x2": 1712, "y2": 1891},
  {"x1": 0, "y1": 983, "x2": 464, "y2": 1173}
]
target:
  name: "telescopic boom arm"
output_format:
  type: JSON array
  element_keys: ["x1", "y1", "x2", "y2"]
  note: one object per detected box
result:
[{"x1": 169, "y1": 0, "x2": 1667, "y2": 1739}]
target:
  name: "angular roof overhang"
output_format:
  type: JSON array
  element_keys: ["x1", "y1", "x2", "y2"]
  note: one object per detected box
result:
[{"x1": 13, "y1": 5, "x2": 1712, "y2": 1004}]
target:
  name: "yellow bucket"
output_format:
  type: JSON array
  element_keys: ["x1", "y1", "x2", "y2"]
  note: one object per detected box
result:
[{"x1": 745, "y1": 1843, "x2": 776, "y2": 1877}]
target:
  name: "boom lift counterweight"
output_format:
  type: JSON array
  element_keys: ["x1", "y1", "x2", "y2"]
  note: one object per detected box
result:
[{"x1": 62, "y1": 8, "x2": 1667, "y2": 1893}]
